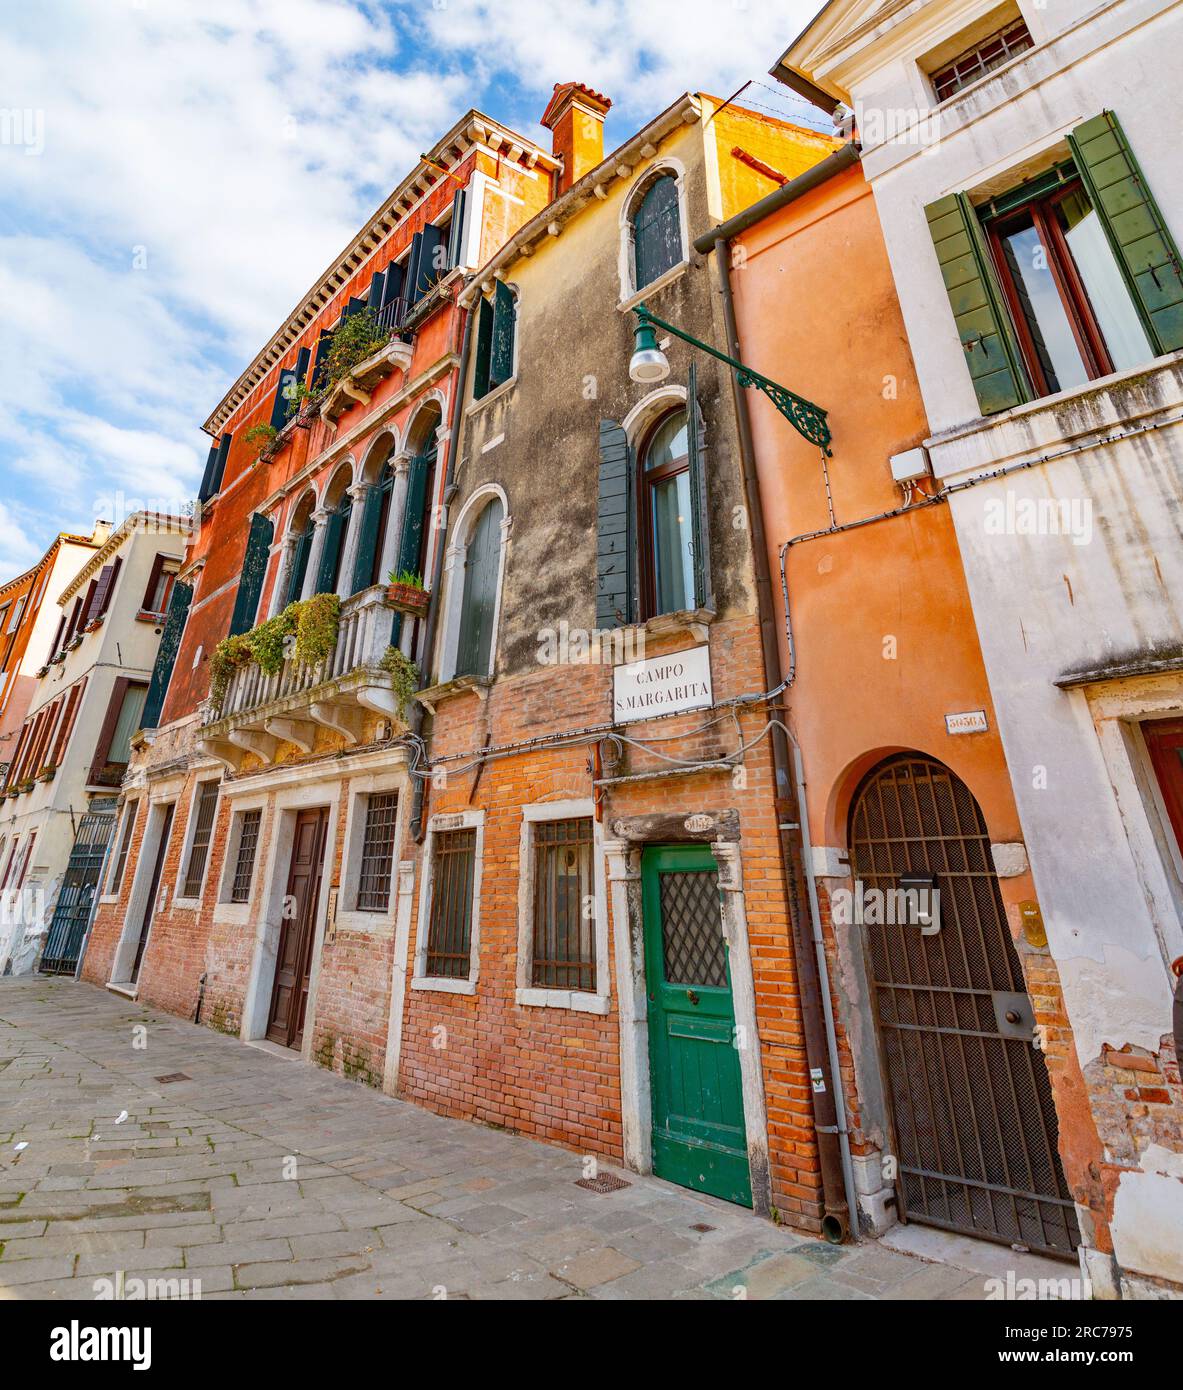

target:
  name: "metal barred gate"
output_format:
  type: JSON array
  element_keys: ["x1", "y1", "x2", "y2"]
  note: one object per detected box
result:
[
  {"x1": 848, "y1": 754, "x2": 1079, "y2": 1258},
  {"x1": 40, "y1": 806, "x2": 116, "y2": 975}
]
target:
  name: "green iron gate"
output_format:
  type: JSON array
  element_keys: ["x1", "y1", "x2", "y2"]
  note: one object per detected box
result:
[{"x1": 41, "y1": 804, "x2": 116, "y2": 975}]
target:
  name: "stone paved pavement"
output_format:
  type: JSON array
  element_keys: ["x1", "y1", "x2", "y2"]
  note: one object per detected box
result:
[{"x1": 0, "y1": 976, "x2": 997, "y2": 1300}]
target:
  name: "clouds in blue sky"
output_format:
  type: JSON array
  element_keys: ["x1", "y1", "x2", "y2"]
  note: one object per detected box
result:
[{"x1": 0, "y1": 0, "x2": 820, "y2": 577}]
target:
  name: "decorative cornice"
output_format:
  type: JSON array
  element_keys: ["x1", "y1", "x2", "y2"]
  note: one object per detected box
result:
[{"x1": 58, "y1": 513, "x2": 188, "y2": 604}]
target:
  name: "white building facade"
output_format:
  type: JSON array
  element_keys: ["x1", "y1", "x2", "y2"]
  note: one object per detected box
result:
[
  {"x1": 0, "y1": 514, "x2": 186, "y2": 975},
  {"x1": 781, "y1": 0, "x2": 1183, "y2": 1296}
]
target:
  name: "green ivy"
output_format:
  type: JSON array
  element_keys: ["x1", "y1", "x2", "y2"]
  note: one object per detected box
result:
[
  {"x1": 247, "y1": 604, "x2": 299, "y2": 675},
  {"x1": 379, "y1": 645, "x2": 419, "y2": 720},
  {"x1": 208, "y1": 596, "x2": 340, "y2": 712},
  {"x1": 323, "y1": 309, "x2": 392, "y2": 386},
  {"x1": 295, "y1": 592, "x2": 340, "y2": 668},
  {"x1": 208, "y1": 633, "x2": 252, "y2": 707}
]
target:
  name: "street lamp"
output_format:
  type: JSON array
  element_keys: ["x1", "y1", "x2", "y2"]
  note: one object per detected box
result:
[{"x1": 629, "y1": 304, "x2": 831, "y2": 454}]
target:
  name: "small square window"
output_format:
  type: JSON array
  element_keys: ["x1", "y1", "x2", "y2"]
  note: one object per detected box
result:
[{"x1": 930, "y1": 19, "x2": 1034, "y2": 102}]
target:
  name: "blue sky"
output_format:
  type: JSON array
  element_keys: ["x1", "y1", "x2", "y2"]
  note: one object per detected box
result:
[{"x1": 0, "y1": 0, "x2": 823, "y2": 578}]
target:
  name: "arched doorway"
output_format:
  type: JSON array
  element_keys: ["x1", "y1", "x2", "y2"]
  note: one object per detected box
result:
[{"x1": 848, "y1": 753, "x2": 1079, "y2": 1258}]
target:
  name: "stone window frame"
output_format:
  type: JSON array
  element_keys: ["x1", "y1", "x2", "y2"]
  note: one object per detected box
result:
[
  {"x1": 514, "y1": 798, "x2": 611, "y2": 1015},
  {"x1": 411, "y1": 807, "x2": 486, "y2": 996},
  {"x1": 336, "y1": 768, "x2": 410, "y2": 934},
  {"x1": 617, "y1": 156, "x2": 691, "y2": 312},
  {"x1": 99, "y1": 796, "x2": 140, "y2": 905},
  {"x1": 435, "y1": 483, "x2": 511, "y2": 686},
  {"x1": 172, "y1": 774, "x2": 222, "y2": 910},
  {"x1": 212, "y1": 792, "x2": 269, "y2": 926}
]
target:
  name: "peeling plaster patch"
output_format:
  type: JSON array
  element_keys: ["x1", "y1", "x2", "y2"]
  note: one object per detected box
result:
[
  {"x1": 1111, "y1": 1169, "x2": 1183, "y2": 1284},
  {"x1": 1140, "y1": 1143, "x2": 1183, "y2": 1179},
  {"x1": 990, "y1": 842, "x2": 1028, "y2": 877},
  {"x1": 1058, "y1": 943, "x2": 1173, "y2": 1065}
]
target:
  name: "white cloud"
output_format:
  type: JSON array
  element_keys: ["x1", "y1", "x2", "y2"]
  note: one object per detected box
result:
[{"x1": 0, "y1": 0, "x2": 823, "y2": 579}]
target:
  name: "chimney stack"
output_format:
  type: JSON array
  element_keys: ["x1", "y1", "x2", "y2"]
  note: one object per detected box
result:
[{"x1": 541, "y1": 82, "x2": 612, "y2": 196}]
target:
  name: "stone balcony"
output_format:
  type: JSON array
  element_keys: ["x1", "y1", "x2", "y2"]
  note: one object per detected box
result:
[{"x1": 199, "y1": 586, "x2": 405, "y2": 771}]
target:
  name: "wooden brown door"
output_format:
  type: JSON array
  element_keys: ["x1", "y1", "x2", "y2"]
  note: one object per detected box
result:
[
  {"x1": 1145, "y1": 719, "x2": 1183, "y2": 855},
  {"x1": 267, "y1": 808, "x2": 328, "y2": 1049},
  {"x1": 130, "y1": 803, "x2": 174, "y2": 984}
]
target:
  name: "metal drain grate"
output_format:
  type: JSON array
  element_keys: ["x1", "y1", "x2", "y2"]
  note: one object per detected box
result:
[
  {"x1": 154, "y1": 1073, "x2": 191, "y2": 1084},
  {"x1": 575, "y1": 1172, "x2": 632, "y2": 1194}
]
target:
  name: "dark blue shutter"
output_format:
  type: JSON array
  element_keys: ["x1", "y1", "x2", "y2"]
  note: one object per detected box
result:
[
  {"x1": 208, "y1": 433, "x2": 232, "y2": 496},
  {"x1": 228, "y1": 513, "x2": 273, "y2": 636},
  {"x1": 404, "y1": 232, "x2": 425, "y2": 307},
  {"x1": 489, "y1": 280, "x2": 516, "y2": 390},
  {"x1": 367, "y1": 269, "x2": 387, "y2": 310},
  {"x1": 285, "y1": 525, "x2": 313, "y2": 605},
  {"x1": 141, "y1": 581, "x2": 192, "y2": 730},
  {"x1": 311, "y1": 329, "x2": 333, "y2": 389},
  {"x1": 198, "y1": 444, "x2": 219, "y2": 503},
  {"x1": 270, "y1": 364, "x2": 298, "y2": 430},
  {"x1": 633, "y1": 175, "x2": 681, "y2": 290},
  {"x1": 686, "y1": 361, "x2": 711, "y2": 610},
  {"x1": 314, "y1": 498, "x2": 349, "y2": 595},
  {"x1": 350, "y1": 483, "x2": 384, "y2": 595},
  {"x1": 473, "y1": 295, "x2": 494, "y2": 398},
  {"x1": 456, "y1": 499, "x2": 502, "y2": 678},
  {"x1": 294, "y1": 345, "x2": 311, "y2": 385},
  {"x1": 419, "y1": 223, "x2": 445, "y2": 293},
  {"x1": 447, "y1": 188, "x2": 468, "y2": 268},
  {"x1": 596, "y1": 420, "x2": 635, "y2": 629}
]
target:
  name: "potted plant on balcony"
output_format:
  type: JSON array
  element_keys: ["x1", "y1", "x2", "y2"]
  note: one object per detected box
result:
[{"x1": 386, "y1": 569, "x2": 429, "y2": 619}]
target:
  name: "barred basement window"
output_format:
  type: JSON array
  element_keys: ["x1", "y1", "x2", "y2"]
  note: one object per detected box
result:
[
  {"x1": 181, "y1": 781, "x2": 219, "y2": 897},
  {"x1": 109, "y1": 803, "x2": 137, "y2": 893},
  {"x1": 357, "y1": 793, "x2": 398, "y2": 911},
  {"x1": 930, "y1": 19, "x2": 1033, "y2": 102},
  {"x1": 230, "y1": 809, "x2": 261, "y2": 903},
  {"x1": 531, "y1": 817, "x2": 595, "y2": 991},
  {"x1": 425, "y1": 827, "x2": 476, "y2": 977}
]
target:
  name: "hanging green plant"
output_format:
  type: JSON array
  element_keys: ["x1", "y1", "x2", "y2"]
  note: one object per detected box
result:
[
  {"x1": 379, "y1": 646, "x2": 420, "y2": 721},
  {"x1": 295, "y1": 592, "x2": 340, "y2": 668},
  {"x1": 244, "y1": 421, "x2": 279, "y2": 460},
  {"x1": 209, "y1": 633, "x2": 253, "y2": 708},
  {"x1": 247, "y1": 604, "x2": 299, "y2": 675},
  {"x1": 285, "y1": 380, "x2": 322, "y2": 418},
  {"x1": 323, "y1": 309, "x2": 392, "y2": 386}
]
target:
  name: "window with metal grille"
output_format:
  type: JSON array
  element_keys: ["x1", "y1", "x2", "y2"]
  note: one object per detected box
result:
[
  {"x1": 109, "y1": 803, "x2": 137, "y2": 893},
  {"x1": 357, "y1": 793, "x2": 398, "y2": 911},
  {"x1": 425, "y1": 827, "x2": 476, "y2": 977},
  {"x1": 531, "y1": 818, "x2": 595, "y2": 991},
  {"x1": 230, "y1": 809, "x2": 261, "y2": 903},
  {"x1": 181, "y1": 781, "x2": 219, "y2": 897},
  {"x1": 930, "y1": 19, "x2": 1033, "y2": 101}
]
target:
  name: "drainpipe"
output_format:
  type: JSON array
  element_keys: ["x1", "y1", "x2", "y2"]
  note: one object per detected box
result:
[
  {"x1": 701, "y1": 201, "x2": 858, "y2": 1241},
  {"x1": 408, "y1": 285, "x2": 477, "y2": 842}
]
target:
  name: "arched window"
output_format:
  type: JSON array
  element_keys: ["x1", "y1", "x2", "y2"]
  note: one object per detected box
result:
[
  {"x1": 366, "y1": 462, "x2": 394, "y2": 590},
  {"x1": 640, "y1": 410, "x2": 694, "y2": 615},
  {"x1": 311, "y1": 491, "x2": 352, "y2": 596},
  {"x1": 455, "y1": 498, "x2": 503, "y2": 678},
  {"x1": 285, "y1": 516, "x2": 314, "y2": 605},
  {"x1": 632, "y1": 174, "x2": 682, "y2": 292}
]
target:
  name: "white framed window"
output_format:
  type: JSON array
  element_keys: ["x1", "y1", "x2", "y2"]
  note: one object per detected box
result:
[
  {"x1": 618, "y1": 159, "x2": 690, "y2": 309},
  {"x1": 175, "y1": 777, "x2": 220, "y2": 905},
  {"x1": 437, "y1": 484, "x2": 510, "y2": 686},
  {"x1": 412, "y1": 808, "x2": 485, "y2": 994},
  {"x1": 102, "y1": 798, "x2": 140, "y2": 902},
  {"x1": 515, "y1": 799, "x2": 610, "y2": 1014},
  {"x1": 214, "y1": 796, "x2": 268, "y2": 919},
  {"x1": 334, "y1": 771, "x2": 408, "y2": 933}
]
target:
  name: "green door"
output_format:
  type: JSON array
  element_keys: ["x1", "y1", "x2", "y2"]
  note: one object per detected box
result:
[{"x1": 642, "y1": 845, "x2": 751, "y2": 1207}]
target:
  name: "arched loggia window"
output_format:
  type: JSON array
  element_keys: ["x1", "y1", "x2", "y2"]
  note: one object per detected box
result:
[
  {"x1": 315, "y1": 490, "x2": 352, "y2": 595},
  {"x1": 455, "y1": 497, "x2": 503, "y2": 678},
  {"x1": 349, "y1": 462, "x2": 394, "y2": 595},
  {"x1": 285, "y1": 516, "x2": 314, "y2": 605}
]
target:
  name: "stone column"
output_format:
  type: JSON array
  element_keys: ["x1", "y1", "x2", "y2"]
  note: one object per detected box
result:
[
  {"x1": 300, "y1": 507, "x2": 331, "y2": 600},
  {"x1": 379, "y1": 450, "x2": 413, "y2": 584},
  {"x1": 604, "y1": 838, "x2": 650, "y2": 1174},
  {"x1": 337, "y1": 481, "x2": 371, "y2": 599},
  {"x1": 269, "y1": 533, "x2": 299, "y2": 617}
]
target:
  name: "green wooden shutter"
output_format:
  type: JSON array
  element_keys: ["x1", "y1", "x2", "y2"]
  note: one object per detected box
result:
[
  {"x1": 926, "y1": 193, "x2": 1030, "y2": 415},
  {"x1": 405, "y1": 231, "x2": 425, "y2": 306},
  {"x1": 419, "y1": 223, "x2": 446, "y2": 292},
  {"x1": 350, "y1": 483, "x2": 384, "y2": 595},
  {"x1": 229, "y1": 513, "x2": 273, "y2": 636},
  {"x1": 315, "y1": 503, "x2": 347, "y2": 596},
  {"x1": 270, "y1": 364, "x2": 298, "y2": 430},
  {"x1": 489, "y1": 280, "x2": 516, "y2": 390},
  {"x1": 208, "y1": 432, "x2": 233, "y2": 496},
  {"x1": 447, "y1": 188, "x2": 468, "y2": 268},
  {"x1": 473, "y1": 295, "x2": 494, "y2": 398},
  {"x1": 141, "y1": 581, "x2": 192, "y2": 730},
  {"x1": 596, "y1": 419, "x2": 635, "y2": 630},
  {"x1": 686, "y1": 362, "x2": 712, "y2": 611},
  {"x1": 1067, "y1": 110, "x2": 1183, "y2": 356},
  {"x1": 198, "y1": 444, "x2": 219, "y2": 503},
  {"x1": 285, "y1": 525, "x2": 313, "y2": 605},
  {"x1": 456, "y1": 499, "x2": 502, "y2": 678},
  {"x1": 395, "y1": 451, "x2": 431, "y2": 578}
]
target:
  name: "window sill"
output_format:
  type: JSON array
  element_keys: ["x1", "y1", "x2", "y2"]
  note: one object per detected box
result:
[
  {"x1": 105, "y1": 981, "x2": 138, "y2": 999},
  {"x1": 515, "y1": 987, "x2": 610, "y2": 1015},
  {"x1": 467, "y1": 374, "x2": 517, "y2": 415},
  {"x1": 171, "y1": 897, "x2": 201, "y2": 912},
  {"x1": 212, "y1": 901, "x2": 252, "y2": 927},
  {"x1": 621, "y1": 606, "x2": 716, "y2": 648},
  {"x1": 410, "y1": 975, "x2": 477, "y2": 996},
  {"x1": 98, "y1": 894, "x2": 120, "y2": 906},
  {"x1": 416, "y1": 674, "x2": 492, "y2": 715},
  {"x1": 333, "y1": 908, "x2": 393, "y2": 937},
  {"x1": 617, "y1": 260, "x2": 689, "y2": 314}
]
